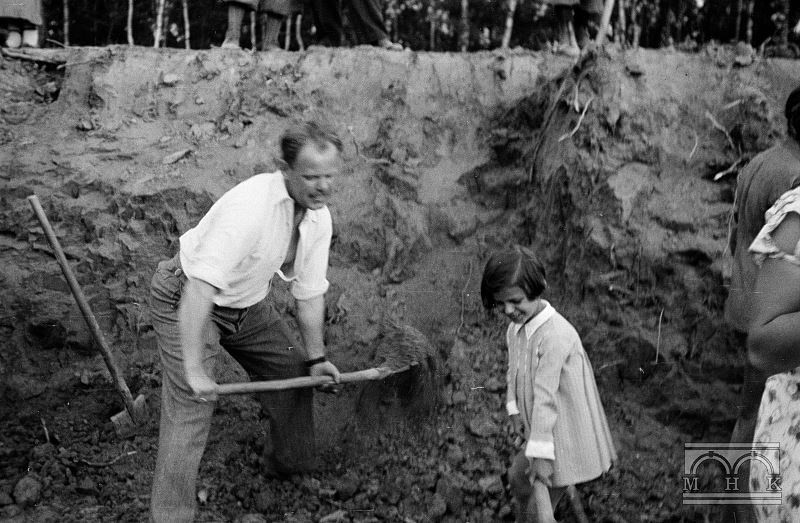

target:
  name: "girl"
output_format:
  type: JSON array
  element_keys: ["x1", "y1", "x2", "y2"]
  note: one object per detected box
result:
[{"x1": 480, "y1": 246, "x2": 616, "y2": 522}]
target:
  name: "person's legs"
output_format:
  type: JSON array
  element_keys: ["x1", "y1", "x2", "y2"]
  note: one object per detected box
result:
[
  {"x1": 311, "y1": 0, "x2": 344, "y2": 46},
  {"x1": 260, "y1": 12, "x2": 285, "y2": 50},
  {"x1": 573, "y1": 4, "x2": 601, "y2": 48},
  {"x1": 552, "y1": 4, "x2": 580, "y2": 56},
  {"x1": 346, "y1": 0, "x2": 395, "y2": 47},
  {"x1": 223, "y1": 1, "x2": 257, "y2": 48},
  {"x1": 223, "y1": 298, "x2": 316, "y2": 473},
  {"x1": 150, "y1": 258, "x2": 223, "y2": 523}
]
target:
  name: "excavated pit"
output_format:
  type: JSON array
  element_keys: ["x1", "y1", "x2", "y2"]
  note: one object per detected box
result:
[{"x1": 2, "y1": 44, "x2": 800, "y2": 522}]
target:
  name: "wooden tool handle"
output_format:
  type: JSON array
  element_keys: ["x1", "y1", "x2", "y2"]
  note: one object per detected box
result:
[
  {"x1": 216, "y1": 366, "x2": 407, "y2": 395},
  {"x1": 27, "y1": 195, "x2": 139, "y2": 420},
  {"x1": 531, "y1": 480, "x2": 556, "y2": 523}
]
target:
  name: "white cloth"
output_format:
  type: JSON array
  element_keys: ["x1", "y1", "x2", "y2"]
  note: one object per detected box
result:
[
  {"x1": 504, "y1": 301, "x2": 616, "y2": 487},
  {"x1": 179, "y1": 171, "x2": 331, "y2": 308}
]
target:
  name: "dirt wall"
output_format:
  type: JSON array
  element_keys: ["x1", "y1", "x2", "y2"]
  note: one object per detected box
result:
[{"x1": 3, "y1": 45, "x2": 800, "y2": 522}]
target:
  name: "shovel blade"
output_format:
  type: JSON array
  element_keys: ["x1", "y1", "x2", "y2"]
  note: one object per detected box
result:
[{"x1": 110, "y1": 394, "x2": 147, "y2": 437}]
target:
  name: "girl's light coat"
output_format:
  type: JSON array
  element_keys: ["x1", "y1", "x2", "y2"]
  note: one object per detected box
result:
[{"x1": 506, "y1": 301, "x2": 616, "y2": 487}]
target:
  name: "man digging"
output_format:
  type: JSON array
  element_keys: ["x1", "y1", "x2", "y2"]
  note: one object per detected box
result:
[{"x1": 149, "y1": 121, "x2": 342, "y2": 522}]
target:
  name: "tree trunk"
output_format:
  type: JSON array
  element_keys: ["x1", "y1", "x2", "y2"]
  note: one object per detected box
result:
[
  {"x1": 616, "y1": 0, "x2": 627, "y2": 46},
  {"x1": 285, "y1": 16, "x2": 291, "y2": 50},
  {"x1": 501, "y1": 0, "x2": 518, "y2": 49},
  {"x1": 781, "y1": 0, "x2": 790, "y2": 45},
  {"x1": 734, "y1": 0, "x2": 743, "y2": 42},
  {"x1": 127, "y1": 0, "x2": 134, "y2": 45},
  {"x1": 428, "y1": 6, "x2": 435, "y2": 51},
  {"x1": 92, "y1": 0, "x2": 98, "y2": 45},
  {"x1": 295, "y1": 14, "x2": 304, "y2": 50},
  {"x1": 250, "y1": 10, "x2": 256, "y2": 49},
  {"x1": 460, "y1": 0, "x2": 469, "y2": 52},
  {"x1": 631, "y1": 0, "x2": 640, "y2": 48},
  {"x1": 391, "y1": 9, "x2": 398, "y2": 42},
  {"x1": 63, "y1": 0, "x2": 70, "y2": 46},
  {"x1": 154, "y1": 0, "x2": 166, "y2": 47},
  {"x1": 182, "y1": 0, "x2": 190, "y2": 49},
  {"x1": 745, "y1": 0, "x2": 755, "y2": 44}
]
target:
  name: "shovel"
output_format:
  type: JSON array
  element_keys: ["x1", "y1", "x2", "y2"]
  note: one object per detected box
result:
[
  {"x1": 216, "y1": 364, "x2": 413, "y2": 395},
  {"x1": 27, "y1": 195, "x2": 147, "y2": 435}
]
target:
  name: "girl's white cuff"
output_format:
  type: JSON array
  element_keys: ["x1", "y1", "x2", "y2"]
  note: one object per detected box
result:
[
  {"x1": 506, "y1": 400, "x2": 520, "y2": 416},
  {"x1": 524, "y1": 440, "x2": 555, "y2": 460}
]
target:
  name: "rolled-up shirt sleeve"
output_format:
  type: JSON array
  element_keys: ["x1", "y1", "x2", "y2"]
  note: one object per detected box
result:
[{"x1": 291, "y1": 209, "x2": 332, "y2": 301}]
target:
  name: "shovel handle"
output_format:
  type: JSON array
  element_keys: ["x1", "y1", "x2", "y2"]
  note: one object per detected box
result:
[
  {"x1": 216, "y1": 365, "x2": 409, "y2": 395},
  {"x1": 531, "y1": 480, "x2": 556, "y2": 523},
  {"x1": 27, "y1": 195, "x2": 139, "y2": 422}
]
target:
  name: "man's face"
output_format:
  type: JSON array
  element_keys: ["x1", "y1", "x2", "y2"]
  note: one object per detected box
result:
[{"x1": 284, "y1": 143, "x2": 341, "y2": 211}]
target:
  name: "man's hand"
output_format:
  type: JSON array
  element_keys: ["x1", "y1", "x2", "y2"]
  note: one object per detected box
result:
[
  {"x1": 529, "y1": 458, "x2": 555, "y2": 487},
  {"x1": 309, "y1": 360, "x2": 340, "y2": 394},
  {"x1": 184, "y1": 364, "x2": 218, "y2": 402},
  {"x1": 309, "y1": 360, "x2": 340, "y2": 381}
]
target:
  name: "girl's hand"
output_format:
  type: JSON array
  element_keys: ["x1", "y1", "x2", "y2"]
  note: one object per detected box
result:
[
  {"x1": 529, "y1": 458, "x2": 555, "y2": 487},
  {"x1": 510, "y1": 414, "x2": 524, "y2": 442}
]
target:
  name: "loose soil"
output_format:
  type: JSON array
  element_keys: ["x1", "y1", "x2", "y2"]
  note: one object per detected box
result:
[{"x1": 1, "y1": 44, "x2": 799, "y2": 522}]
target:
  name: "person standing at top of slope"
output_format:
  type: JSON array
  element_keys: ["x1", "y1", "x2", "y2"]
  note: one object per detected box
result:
[
  {"x1": 548, "y1": 0, "x2": 604, "y2": 57},
  {"x1": 221, "y1": 0, "x2": 299, "y2": 50},
  {"x1": 149, "y1": 120, "x2": 342, "y2": 522},
  {"x1": 310, "y1": 0, "x2": 403, "y2": 50}
]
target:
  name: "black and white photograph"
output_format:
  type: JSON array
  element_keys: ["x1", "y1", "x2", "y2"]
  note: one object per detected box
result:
[{"x1": 1, "y1": 0, "x2": 799, "y2": 521}]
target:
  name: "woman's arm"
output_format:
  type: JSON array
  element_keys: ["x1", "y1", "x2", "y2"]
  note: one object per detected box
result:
[{"x1": 748, "y1": 212, "x2": 800, "y2": 375}]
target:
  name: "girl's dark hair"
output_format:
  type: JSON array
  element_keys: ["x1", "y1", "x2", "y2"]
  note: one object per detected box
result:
[
  {"x1": 280, "y1": 120, "x2": 343, "y2": 167},
  {"x1": 480, "y1": 246, "x2": 547, "y2": 309},
  {"x1": 786, "y1": 86, "x2": 800, "y2": 141}
]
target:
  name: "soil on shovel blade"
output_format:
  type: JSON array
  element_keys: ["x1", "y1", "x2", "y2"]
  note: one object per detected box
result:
[{"x1": 2, "y1": 44, "x2": 799, "y2": 522}]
